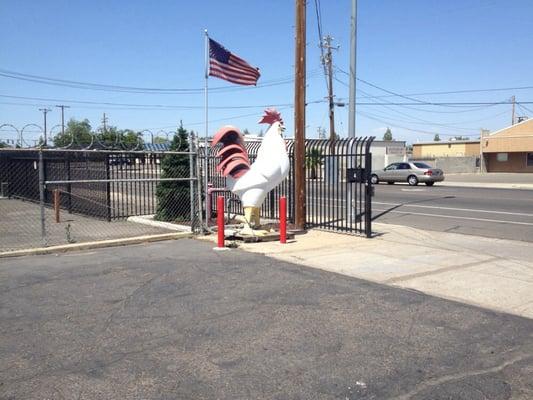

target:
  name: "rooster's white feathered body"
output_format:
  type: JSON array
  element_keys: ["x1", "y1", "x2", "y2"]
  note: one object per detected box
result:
[{"x1": 212, "y1": 109, "x2": 289, "y2": 228}]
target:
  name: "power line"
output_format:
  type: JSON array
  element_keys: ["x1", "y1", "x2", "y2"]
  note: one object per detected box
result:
[
  {"x1": 333, "y1": 75, "x2": 502, "y2": 114},
  {"x1": 356, "y1": 75, "x2": 508, "y2": 108},
  {"x1": 334, "y1": 67, "x2": 533, "y2": 98},
  {"x1": 517, "y1": 102, "x2": 533, "y2": 115},
  {"x1": 357, "y1": 106, "x2": 508, "y2": 132},
  {"x1": 0, "y1": 94, "x2": 326, "y2": 110},
  {"x1": 352, "y1": 85, "x2": 509, "y2": 130},
  {"x1": 2, "y1": 93, "x2": 531, "y2": 114},
  {"x1": 357, "y1": 110, "x2": 466, "y2": 137},
  {"x1": 313, "y1": 0, "x2": 329, "y2": 92},
  {"x1": 354, "y1": 86, "x2": 477, "y2": 131},
  {"x1": 330, "y1": 78, "x2": 533, "y2": 106},
  {"x1": 0, "y1": 68, "x2": 321, "y2": 94}
]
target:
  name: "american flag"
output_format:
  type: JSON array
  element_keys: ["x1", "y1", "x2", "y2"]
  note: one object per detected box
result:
[{"x1": 209, "y1": 38, "x2": 260, "y2": 86}]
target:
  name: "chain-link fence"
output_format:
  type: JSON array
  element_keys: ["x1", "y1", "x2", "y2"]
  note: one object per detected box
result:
[{"x1": 0, "y1": 147, "x2": 201, "y2": 254}]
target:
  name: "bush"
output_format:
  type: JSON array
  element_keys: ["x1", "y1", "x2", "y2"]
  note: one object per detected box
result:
[{"x1": 155, "y1": 125, "x2": 191, "y2": 222}]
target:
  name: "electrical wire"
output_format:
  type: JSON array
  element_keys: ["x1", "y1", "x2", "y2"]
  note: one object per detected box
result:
[
  {"x1": 313, "y1": 0, "x2": 329, "y2": 93},
  {"x1": 517, "y1": 102, "x2": 533, "y2": 115},
  {"x1": 333, "y1": 75, "x2": 502, "y2": 114},
  {"x1": 0, "y1": 94, "x2": 326, "y2": 110},
  {"x1": 0, "y1": 68, "x2": 321, "y2": 95},
  {"x1": 357, "y1": 110, "x2": 464, "y2": 137},
  {"x1": 334, "y1": 67, "x2": 533, "y2": 99},
  {"x1": 141, "y1": 106, "x2": 294, "y2": 130},
  {"x1": 351, "y1": 84, "x2": 508, "y2": 131}
]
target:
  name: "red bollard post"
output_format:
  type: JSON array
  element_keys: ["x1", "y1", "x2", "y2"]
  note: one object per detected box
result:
[
  {"x1": 217, "y1": 195, "x2": 225, "y2": 248},
  {"x1": 280, "y1": 196, "x2": 287, "y2": 244}
]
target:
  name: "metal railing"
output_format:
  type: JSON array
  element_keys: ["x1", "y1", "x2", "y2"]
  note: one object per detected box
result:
[{"x1": 203, "y1": 137, "x2": 375, "y2": 236}]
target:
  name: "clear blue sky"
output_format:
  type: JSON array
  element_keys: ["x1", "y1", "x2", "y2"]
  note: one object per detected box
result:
[{"x1": 1, "y1": 0, "x2": 533, "y2": 145}]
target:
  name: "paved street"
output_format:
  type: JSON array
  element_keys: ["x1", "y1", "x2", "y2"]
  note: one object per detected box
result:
[
  {"x1": 1, "y1": 239, "x2": 533, "y2": 399},
  {"x1": 372, "y1": 184, "x2": 533, "y2": 242}
]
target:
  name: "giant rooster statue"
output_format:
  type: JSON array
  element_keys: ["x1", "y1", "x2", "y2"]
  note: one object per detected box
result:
[{"x1": 212, "y1": 108, "x2": 290, "y2": 234}]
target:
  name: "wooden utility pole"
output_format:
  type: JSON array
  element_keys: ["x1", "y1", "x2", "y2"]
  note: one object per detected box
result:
[
  {"x1": 102, "y1": 112, "x2": 108, "y2": 133},
  {"x1": 55, "y1": 105, "x2": 70, "y2": 136},
  {"x1": 294, "y1": 0, "x2": 306, "y2": 230},
  {"x1": 348, "y1": 0, "x2": 357, "y2": 138},
  {"x1": 511, "y1": 95, "x2": 516, "y2": 125},
  {"x1": 479, "y1": 128, "x2": 484, "y2": 174},
  {"x1": 39, "y1": 108, "x2": 51, "y2": 147},
  {"x1": 323, "y1": 35, "x2": 336, "y2": 143}
]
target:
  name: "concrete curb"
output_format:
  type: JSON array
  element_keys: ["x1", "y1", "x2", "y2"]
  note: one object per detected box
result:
[
  {"x1": 0, "y1": 232, "x2": 193, "y2": 258},
  {"x1": 440, "y1": 182, "x2": 533, "y2": 190},
  {"x1": 127, "y1": 215, "x2": 191, "y2": 232}
]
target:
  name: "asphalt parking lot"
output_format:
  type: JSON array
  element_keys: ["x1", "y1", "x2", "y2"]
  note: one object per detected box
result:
[{"x1": 1, "y1": 239, "x2": 532, "y2": 399}]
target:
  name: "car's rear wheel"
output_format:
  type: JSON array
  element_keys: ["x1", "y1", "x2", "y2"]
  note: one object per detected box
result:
[
  {"x1": 425, "y1": 182, "x2": 435, "y2": 186},
  {"x1": 407, "y1": 175, "x2": 419, "y2": 186},
  {"x1": 370, "y1": 174, "x2": 379, "y2": 185}
]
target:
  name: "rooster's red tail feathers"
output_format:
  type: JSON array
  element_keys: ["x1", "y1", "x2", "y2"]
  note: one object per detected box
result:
[{"x1": 211, "y1": 126, "x2": 250, "y2": 179}]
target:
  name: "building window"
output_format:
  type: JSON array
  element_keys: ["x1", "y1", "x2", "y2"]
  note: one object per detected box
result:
[
  {"x1": 497, "y1": 153, "x2": 508, "y2": 162},
  {"x1": 527, "y1": 153, "x2": 533, "y2": 167}
]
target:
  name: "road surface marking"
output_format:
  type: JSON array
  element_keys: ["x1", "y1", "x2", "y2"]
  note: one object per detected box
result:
[
  {"x1": 372, "y1": 208, "x2": 533, "y2": 226},
  {"x1": 373, "y1": 202, "x2": 533, "y2": 217},
  {"x1": 312, "y1": 197, "x2": 533, "y2": 218}
]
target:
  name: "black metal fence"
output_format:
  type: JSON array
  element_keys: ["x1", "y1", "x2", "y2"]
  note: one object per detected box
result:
[
  {"x1": 0, "y1": 149, "x2": 198, "y2": 221},
  {"x1": 1, "y1": 135, "x2": 375, "y2": 251},
  {"x1": 204, "y1": 137, "x2": 375, "y2": 236},
  {"x1": 0, "y1": 149, "x2": 108, "y2": 217},
  {"x1": 203, "y1": 140, "x2": 295, "y2": 224},
  {"x1": 304, "y1": 137, "x2": 374, "y2": 237}
]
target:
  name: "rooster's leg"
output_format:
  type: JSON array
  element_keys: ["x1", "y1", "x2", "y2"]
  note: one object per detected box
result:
[{"x1": 243, "y1": 206, "x2": 261, "y2": 229}]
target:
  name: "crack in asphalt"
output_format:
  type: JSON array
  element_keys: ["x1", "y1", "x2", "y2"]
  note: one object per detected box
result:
[{"x1": 391, "y1": 353, "x2": 533, "y2": 400}]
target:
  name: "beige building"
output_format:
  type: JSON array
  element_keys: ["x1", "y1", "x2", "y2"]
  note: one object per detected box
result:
[
  {"x1": 413, "y1": 140, "x2": 479, "y2": 158},
  {"x1": 482, "y1": 118, "x2": 533, "y2": 172}
]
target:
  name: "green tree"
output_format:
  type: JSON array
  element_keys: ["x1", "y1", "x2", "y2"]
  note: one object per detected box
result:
[
  {"x1": 0, "y1": 141, "x2": 7, "y2": 148},
  {"x1": 96, "y1": 126, "x2": 142, "y2": 149},
  {"x1": 434, "y1": 134, "x2": 441, "y2": 141},
  {"x1": 383, "y1": 127, "x2": 393, "y2": 141},
  {"x1": 154, "y1": 136, "x2": 169, "y2": 144},
  {"x1": 243, "y1": 128, "x2": 251, "y2": 136},
  {"x1": 97, "y1": 126, "x2": 120, "y2": 147},
  {"x1": 155, "y1": 123, "x2": 191, "y2": 222},
  {"x1": 120, "y1": 129, "x2": 142, "y2": 149},
  {"x1": 454, "y1": 136, "x2": 470, "y2": 140},
  {"x1": 305, "y1": 148, "x2": 323, "y2": 179},
  {"x1": 53, "y1": 119, "x2": 93, "y2": 147}
]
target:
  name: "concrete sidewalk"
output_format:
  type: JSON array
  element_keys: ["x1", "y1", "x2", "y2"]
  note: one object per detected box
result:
[
  {"x1": 214, "y1": 224, "x2": 533, "y2": 319},
  {"x1": 441, "y1": 172, "x2": 533, "y2": 190}
]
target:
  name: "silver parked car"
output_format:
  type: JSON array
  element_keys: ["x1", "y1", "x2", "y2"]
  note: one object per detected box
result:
[{"x1": 370, "y1": 161, "x2": 444, "y2": 186}]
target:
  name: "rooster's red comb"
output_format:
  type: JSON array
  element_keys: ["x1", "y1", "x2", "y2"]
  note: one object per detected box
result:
[{"x1": 258, "y1": 108, "x2": 283, "y2": 125}]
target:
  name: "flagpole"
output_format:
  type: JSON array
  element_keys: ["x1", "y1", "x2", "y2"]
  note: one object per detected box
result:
[{"x1": 204, "y1": 29, "x2": 209, "y2": 231}]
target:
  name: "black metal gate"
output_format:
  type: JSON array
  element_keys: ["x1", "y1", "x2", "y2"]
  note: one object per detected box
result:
[
  {"x1": 204, "y1": 136, "x2": 374, "y2": 236},
  {"x1": 305, "y1": 137, "x2": 374, "y2": 237}
]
